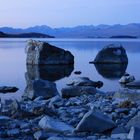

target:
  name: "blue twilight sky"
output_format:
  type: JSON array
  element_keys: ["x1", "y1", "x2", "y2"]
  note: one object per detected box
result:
[{"x1": 0, "y1": 0, "x2": 140, "y2": 28}]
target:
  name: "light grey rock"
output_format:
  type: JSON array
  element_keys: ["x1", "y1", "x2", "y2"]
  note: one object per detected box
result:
[
  {"x1": 126, "y1": 80, "x2": 140, "y2": 88},
  {"x1": 39, "y1": 116, "x2": 74, "y2": 133},
  {"x1": 127, "y1": 127, "x2": 140, "y2": 140},
  {"x1": 24, "y1": 79, "x2": 58, "y2": 100},
  {"x1": 75, "y1": 110, "x2": 116, "y2": 133},
  {"x1": 26, "y1": 40, "x2": 74, "y2": 65},
  {"x1": 61, "y1": 86, "x2": 97, "y2": 98},
  {"x1": 66, "y1": 77, "x2": 103, "y2": 88},
  {"x1": 90, "y1": 44, "x2": 128, "y2": 64},
  {"x1": 119, "y1": 75, "x2": 135, "y2": 84}
]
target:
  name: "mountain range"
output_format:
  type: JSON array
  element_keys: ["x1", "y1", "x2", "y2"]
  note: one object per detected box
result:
[{"x1": 0, "y1": 23, "x2": 140, "y2": 38}]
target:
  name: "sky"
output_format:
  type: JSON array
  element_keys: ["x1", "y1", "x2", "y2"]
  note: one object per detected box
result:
[{"x1": 0, "y1": 0, "x2": 140, "y2": 28}]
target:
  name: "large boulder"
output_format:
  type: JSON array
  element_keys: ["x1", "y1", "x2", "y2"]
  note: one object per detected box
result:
[
  {"x1": 75, "y1": 110, "x2": 116, "y2": 133},
  {"x1": 26, "y1": 40, "x2": 74, "y2": 65},
  {"x1": 90, "y1": 44, "x2": 128, "y2": 64},
  {"x1": 23, "y1": 79, "x2": 58, "y2": 100}
]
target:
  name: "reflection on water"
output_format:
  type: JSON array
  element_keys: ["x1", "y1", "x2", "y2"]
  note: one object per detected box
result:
[
  {"x1": 94, "y1": 63, "x2": 128, "y2": 79},
  {"x1": 0, "y1": 38, "x2": 140, "y2": 101},
  {"x1": 26, "y1": 64, "x2": 74, "y2": 82},
  {"x1": 23, "y1": 64, "x2": 74, "y2": 99}
]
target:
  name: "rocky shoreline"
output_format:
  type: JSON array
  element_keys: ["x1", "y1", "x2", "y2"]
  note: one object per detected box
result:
[
  {"x1": 1, "y1": 77, "x2": 140, "y2": 140},
  {"x1": 1, "y1": 41, "x2": 140, "y2": 140}
]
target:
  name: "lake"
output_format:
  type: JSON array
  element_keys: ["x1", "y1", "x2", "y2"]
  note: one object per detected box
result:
[{"x1": 0, "y1": 38, "x2": 140, "y2": 101}]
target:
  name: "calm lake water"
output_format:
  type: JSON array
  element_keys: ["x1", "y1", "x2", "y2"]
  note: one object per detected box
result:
[{"x1": 0, "y1": 38, "x2": 140, "y2": 101}]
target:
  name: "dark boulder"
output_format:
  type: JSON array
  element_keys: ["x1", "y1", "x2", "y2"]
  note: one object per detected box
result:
[
  {"x1": 90, "y1": 44, "x2": 128, "y2": 64},
  {"x1": 26, "y1": 40, "x2": 74, "y2": 65}
]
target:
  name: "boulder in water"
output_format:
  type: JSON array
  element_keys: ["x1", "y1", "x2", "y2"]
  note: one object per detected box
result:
[
  {"x1": 26, "y1": 40, "x2": 74, "y2": 65},
  {"x1": 90, "y1": 44, "x2": 128, "y2": 64}
]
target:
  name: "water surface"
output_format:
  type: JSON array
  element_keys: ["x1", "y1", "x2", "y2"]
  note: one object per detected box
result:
[{"x1": 0, "y1": 38, "x2": 140, "y2": 101}]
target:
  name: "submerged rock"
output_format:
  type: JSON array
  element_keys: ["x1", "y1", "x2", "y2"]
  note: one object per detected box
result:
[
  {"x1": 39, "y1": 116, "x2": 74, "y2": 133},
  {"x1": 26, "y1": 40, "x2": 74, "y2": 65},
  {"x1": 75, "y1": 109, "x2": 115, "y2": 133},
  {"x1": 90, "y1": 44, "x2": 128, "y2": 64},
  {"x1": 0, "y1": 86, "x2": 18, "y2": 93}
]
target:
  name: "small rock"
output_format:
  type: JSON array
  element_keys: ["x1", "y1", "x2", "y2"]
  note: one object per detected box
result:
[
  {"x1": 39, "y1": 116, "x2": 74, "y2": 133},
  {"x1": 66, "y1": 77, "x2": 103, "y2": 88},
  {"x1": 119, "y1": 75, "x2": 135, "y2": 84}
]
